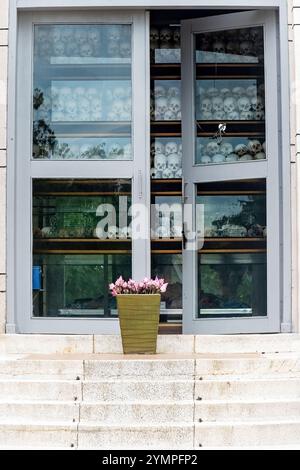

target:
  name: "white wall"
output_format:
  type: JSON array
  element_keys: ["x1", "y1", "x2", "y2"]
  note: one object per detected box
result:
[{"x1": 0, "y1": 0, "x2": 8, "y2": 333}]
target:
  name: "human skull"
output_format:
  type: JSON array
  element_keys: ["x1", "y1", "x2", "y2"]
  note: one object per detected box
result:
[
  {"x1": 150, "y1": 168, "x2": 162, "y2": 179},
  {"x1": 178, "y1": 143, "x2": 182, "y2": 156},
  {"x1": 239, "y1": 154, "x2": 253, "y2": 161},
  {"x1": 235, "y1": 144, "x2": 248, "y2": 156},
  {"x1": 162, "y1": 168, "x2": 173, "y2": 179},
  {"x1": 213, "y1": 111, "x2": 226, "y2": 120},
  {"x1": 78, "y1": 97, "x2": 91, "y2": 121},
  {"x1": 212, "y1": 96, "x2": 224, "y2": 113},
  {"x1": 255, "y1": 110, "x2": 265, "y2": 120},
  {"x1": 167, "y1": 86, "x2": 180, "y2": 98},
  {"x1": 112, "y1": 99, "x2": 124, "y2": 117},
  {"x1": 254, "y1": 152, "x2": 266, "y2": 160},
  {"x1": 232, "y1": 87, "x2": 245, "y2": 98},
  {"x1": 151, "y1": 141, "x2": 164, "y2": 156},
  {"x1": 220, "y1": 142, "x2": 234, "y2": 156},
  {"x1": 206, "y1": 141, "x2": 220, "y2": 156},
  {"x1": 74, "y1": 87, "x2": 85, "y2": 100},
  {"x1": 176, "y1": 110, "x2": 181, "y2": 120},
  {"x1": 201, "y1": 98, "x2": 212, "y2": 114},
  {"x1": 154, "y1": 153, "x2": 167, "y2": 171},
  {"x1": 160, "y1": 28, "x2": 172, "y2": 43},
  {"x1": 123, "y1": 143, "x2": 132, "y2": 158},
  {"x1": 262, "y1": 142, "x2": 266, "y2": 153},
  {"x1": 220, "y1": 88, "x2": 231, "y2": 98},
  {"x1": 107, "y1": 41, "x2": 119, "y2": 57},
  {"x1": 107, "y1": 226, "x2": 118, "y2": 239},
  {"x1": 154, "y1": 85, "x2": 166, "y2": 98},
  {"x1": 108, "y1": 143, "x2": 122, "y2": 158},
  {"x1": 168, "y1": 153, "x2": 181, "y2": 172},
  {"x1": 256, "y1": 95, "x2": 264, "y2": 111},
  {"x1": 240, "y1": 111, "x2": 254, "y2": 120},
  {"x1": 173, "y1": 28, "x2": 181, "y2": 45},
  {"x1": 156, "y1": 226, "x2": 170, "y2": 238},
  {"x1": 225, "y1": 153, "x2": 238, "y2": 162},
  {"x1": 150, "y1": 28, "x2": 159, "y2": 44},
  {"x1": 165, "y1": 141, "x2": 178, "y2": 156},
  {"x1": 87, "y1": 28, "x2": 101, "y2": 47},
  {"x1": 112, "y1": 87, "x2": 125, "y2": 100},
  {"x1": 196, "y1": 84, "x2": 206, "y2": 97},
  {"x1": 240, "y1": 40, "x2": 254, "y2": 56},
  {"x1": 238, "y1": 96, "x2": 251, "y2": 112},
  {"x1": 169, "y1": 97, "x2": 181, "y2": 114},
  {"x1": 120, "y1": 42, "x2": 131, "y2": 58},
  {"x1": 75, "y1": 29, "x2": 88, "y2": 45},
  {"x1": 80, "y1": 42, "x2": 94, "y2": 57},
  {"x1": 213, "y1": 41, "x2": 225, "y2": 53},
  {"x1": 90, "y1": 98, "x2": 102, "y2": 121},
  {"x1": 200, "y1": 155, "x2": 211, "y2": 164},
  {"x1": 53, "y1": 41, "x2": 65, "y2": 56},
  {"x1": 66, "y1": 100, "x2": 77, "y2": 120},
  {"x1": 201, "y1": 111, "x2": 213, "y2": 120},
  {"x1": 212, "y1": 153, "x2": 225, "y2": 163},
  {"x1": 206, "y1": 87, "x2": 219, "y2": 98},
  {"x1": 156, "y1": 97, "x2": 168, "y2": 117},
  {"x1": 223, "y1": 96, "x2": 237, "y2": 114},
  {"x1": 164, "y1": 110, "x2": 176, "y2": 120},
  {"x1": 247, "y1": 85, "x2": 257, "y2": 98},
  {"x1": 86, "y1": 87, "x2": 98, "y2": 102},
  {"x1": 51, "y1": 27, "x2": 62, "y2": 44},
  {"x1": 108, "y1": 26, "x2": 121, "y2": 43},
  {"x1": 227, "y1": 111, "x2": 240, "y2": 120},
  {"x1": 248, "y1": 139, "x2": 262, "y2": 155},
  {"x1": 174, "y1": 168, "x2": 182, "y2": 178}
]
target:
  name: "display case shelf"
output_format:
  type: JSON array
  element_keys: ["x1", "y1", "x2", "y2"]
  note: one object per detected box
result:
[{"x1": 35, "y1": 63, "x2": 131, "y2": 80}]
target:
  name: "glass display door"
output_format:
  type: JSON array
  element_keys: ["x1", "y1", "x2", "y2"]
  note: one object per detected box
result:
[
  {"x1": 181, "y1": 11, "x2": 281, "y2": 333},
  {"x1": 16, "y1": 11, "x2": 149, "y2": 333}
]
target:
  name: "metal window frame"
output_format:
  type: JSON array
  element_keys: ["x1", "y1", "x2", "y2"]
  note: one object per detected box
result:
[{"x1": 6, "y1": 0, "x2": 291, "y2": 334}]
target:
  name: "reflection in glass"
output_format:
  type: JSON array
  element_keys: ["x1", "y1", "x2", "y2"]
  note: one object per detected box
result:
[
  {"x1": 197, "y1": 180, "x2": 266, "y2": 238},
  {"x1": 152, "y1": 254, "x2": 182, "y2": 316},
  {"x1": 33, "y1": 254, "x2": 131, "y2": 318},
  {"x1": 33, "y1": 24, "x2": 132, "y2": 160},
  {"x1": 195, "y1": 27, "x2": 264, "y2": 64},
  {"x1": 33, "y1": 179, "x2": 132, "y2": 240},
  {"x1": 198, "y1": 253, "x2": 267, "y2": 317},
  {"x1": 32, "y1": 179, "x2": 132, "y2": 318},
  {"x1": 151, "y1": 195, "x2": 182, "y2": 239}
]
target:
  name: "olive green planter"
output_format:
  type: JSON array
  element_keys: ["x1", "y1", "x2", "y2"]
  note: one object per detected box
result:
[{"x1": 117, "y1": 294, "x2": 160, "y2": 354}]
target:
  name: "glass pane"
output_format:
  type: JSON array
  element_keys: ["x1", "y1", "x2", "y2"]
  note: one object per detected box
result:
[
  {"x1": 150, "y1": 26, "x2": 181, "y2": 64},
  {"x1": 152, "y1": 80, "x2": 181, "y2": 121},
  {"x1": 196, "y1": 179, "x2": 267, "y2": 318},
  {"x1": 150, "y1": 137, "x2": 182, "y2": 179},
  {"x1": 33, "y1": 24, "x2": 132, "y2": 160},
  {"x1": 194, "y1": 26, "x2": 266, "y2": 165},
  {"x1": 151, "y1": 195, "x2": 182, "y2": 239},
  {"x1": 32, "y1": 179, "x2": 132, "y2": 318},
  {"x1": 152, "y1": 254, "x2": 182, "y2": 322}
]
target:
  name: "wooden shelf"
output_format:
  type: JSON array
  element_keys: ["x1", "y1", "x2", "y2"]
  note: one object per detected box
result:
[
  {"x1": 48, "y1": 121, "x2": 131, "y2": 138},
  {"x1": 35, "y1": 62, "x2": 131, "y2": 80}
]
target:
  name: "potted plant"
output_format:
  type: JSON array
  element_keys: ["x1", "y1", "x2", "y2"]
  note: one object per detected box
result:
[{"x1": 109, "y1": 276, "x2": 168, "y2": 354}]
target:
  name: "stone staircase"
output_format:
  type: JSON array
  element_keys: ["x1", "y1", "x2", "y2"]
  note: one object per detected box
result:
[{"x1": 0, "y1": 334, "x2": 300, "y2": 449}]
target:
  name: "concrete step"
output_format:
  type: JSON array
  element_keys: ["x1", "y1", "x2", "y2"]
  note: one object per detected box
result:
[
  {"x1": 0, "y1": 380, "x2": 81, "y2": 401},
  {"x1": 77, "y1": 423, "x2": 194, "y2": 449},
  {"x1": 195, "y1": 399, "x2": 300, "y2": 422},
  {"x1": 195, "y1": 377, "x2": 300, "y2": 400},
  {"x1": 0, "y1": 401, "x2": 79, "y2": 424},
  {"x1": 84, "y1": 358, "x2": 195, "y2": 379},
  {"x1": 195, "y1": 354, "x2": 300, "y2": 378},
  {"x1": 2, "y1": 334, "x2": 300, "y2": 355},
  {"x1": 82, "y1": 379, "x2": 194, "y2": 402},
  {"x1": 0, "y1": 359, "x2": 83, "y2": 380},
  {"x1": 80, "y1": 401, "x2": 193, "y2": 424},
  {"x1": 195, "y1": 421, "x2": 300, "y2": 448},
  {"x1": 0, "y1": 423, "x2": 77, "y2": 449}
]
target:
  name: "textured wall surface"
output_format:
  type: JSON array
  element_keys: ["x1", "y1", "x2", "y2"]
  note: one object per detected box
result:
[{"x1": 0, "y1": 0, "x2": 8, "y2": 333}]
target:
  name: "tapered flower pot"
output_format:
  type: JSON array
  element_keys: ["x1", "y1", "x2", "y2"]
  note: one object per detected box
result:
[{"x1": 116, "y1": 294, "x2": 160, "y2": 354}]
